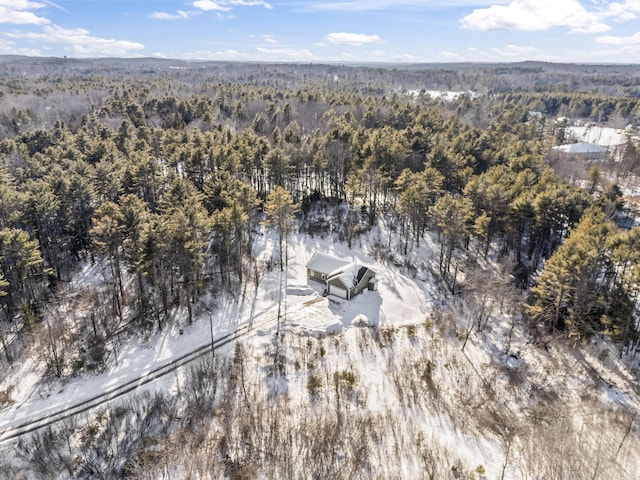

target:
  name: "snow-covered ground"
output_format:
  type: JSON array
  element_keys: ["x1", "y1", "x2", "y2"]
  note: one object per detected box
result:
[
  {"x1": 565, "y1": 124, "x2": 631, "y2": 147},
  {"x1": 405, "y1": 89, "x2": 477, "y2": 102},
  {"x1": 0, "y1": 228, "x2": 435, "y2": 435},
  {"x1": 2, "y1": 225, "x2": 640, "y2": 478}
]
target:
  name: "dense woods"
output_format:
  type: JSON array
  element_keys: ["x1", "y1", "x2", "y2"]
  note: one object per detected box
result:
[
  {"x1": 1, "y1": 57, "x2": 640, "y2": 478},
  {"x1": 1, "y1": 59, "x2": 639, "y2": 363}
]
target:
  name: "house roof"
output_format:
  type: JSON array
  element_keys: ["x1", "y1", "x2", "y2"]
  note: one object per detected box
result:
[
  {"x1": 328, "y1": 263, "x2": 362, "y2": 289},
  {"x1": 552, "y1": 142, "x2": 608, "y2": 155},
  {"x1": 306, "y1": 251, "x2": 352, "y2": 275},
  {"x1": 307, "y1": 251, "x2": 375, "y2": 291}
]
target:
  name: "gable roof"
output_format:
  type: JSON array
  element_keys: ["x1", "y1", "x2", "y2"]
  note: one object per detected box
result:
[
  {"x1": 305, "y1": 251, "x2": 352, "y2": 275},
  {"x1": 328, "y1": 263, "x2": 362, "y2": 289}
]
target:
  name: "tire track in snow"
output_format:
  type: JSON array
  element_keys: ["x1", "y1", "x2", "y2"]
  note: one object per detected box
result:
[{"x1": 0, "y1": 304, "x2": 294, "y2": 444}]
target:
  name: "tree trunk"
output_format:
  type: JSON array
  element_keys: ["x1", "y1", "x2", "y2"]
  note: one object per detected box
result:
[{"x1": 0, "y1": 326, "x2": 13, "y2": 363}]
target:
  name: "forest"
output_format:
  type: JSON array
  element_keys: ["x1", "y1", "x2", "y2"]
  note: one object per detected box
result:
[{"x1": 1, "y1": 57, "x2": 640, "y2": 479}]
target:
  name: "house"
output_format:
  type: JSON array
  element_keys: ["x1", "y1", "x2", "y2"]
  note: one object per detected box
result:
[
  {"x1": 550, "y1": 142, "x2": 609, "y2": 162},
  {"x1": 305, "y1": 251, "x2": 377, "y2": 300}
]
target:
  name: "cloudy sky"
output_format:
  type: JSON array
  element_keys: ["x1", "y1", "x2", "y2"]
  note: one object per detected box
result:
[{"x1": 1, "y1": 0, "x2": 640, "y2": 63}]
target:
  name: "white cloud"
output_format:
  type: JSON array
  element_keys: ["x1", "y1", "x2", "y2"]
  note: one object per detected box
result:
[
  {"x1": 435, "y1": 44, "x2": 541, "y2": 62},
  {"x1": 5, "y1": 24, "x2": 144, "y2": 56},
  {"x1": 489, "y1": 43, "x2": 539, "y2": 58},
  {"x1": 193, "y1": 0, "x2": 231, "y2": 11},
  {"x1": 596, "y1": 30, "x2": 640, "y2": 44},
  {"x1": 0, "y1": 0, "x2": 49, "y2": 25},
  {"x1": 604, "y1": 0, "x2": 640, "y2": 21},
  {"x1": 461, "y1": 0, "x2": 610, "y2": 34},
  {"x1": 0, "y1": 0, "x2": 144, "y2": 57},
  {"x1": 183, "y1": 49, "x2": 246, "y2": 60},
  {"x1": 0, "y1": 36, "x2": 41, "y2": 55},
  {"x1": 181, "y1": 47, "x2": 314, "y2": 62},
  {"x1": 151, "y1": 10, "x2": 191, "y2": 20},
  {"x1": 309, "y1": 0, "x2": 507, "y2": 11},
  {"x1": 388, "y1": 52, "x2": 421, "y2": 62},
  {"x1": 326, "y1": 32, "x2": 383, "y2": 46},
  {"x1": 262, "y1": 34, "x2": 277, "y2": 44},
  {"x1": 230, "y1": 0, "x2": 272, "y2": 8},
  {"x1": 192, "y1": 0, "x2": 271, "y2": 12},
  {"x1": 338, "y1": 52, "x2": 358, "y2": 60},
  {"x1": 438, "y1": 51, "x2": 466, "y2": 61},
  {"x1": 434, "y1": 43, "x2": 640, "y2": 63},
  {"x1": 256, "y1": 46, "x2": 315, "y2": 60}
]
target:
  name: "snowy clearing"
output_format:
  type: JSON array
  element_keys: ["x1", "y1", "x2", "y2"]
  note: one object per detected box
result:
[
  {"x1": 2, "y1": 227, "x2": 640, "y2": 478},
  {"x1": 565, "y1": 124, "x2": 631, "y2": 147}
]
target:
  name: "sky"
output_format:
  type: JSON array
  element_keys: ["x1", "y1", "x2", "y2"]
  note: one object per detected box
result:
[{"x1": 1, "y1": 0, "x2": 640, "y2": 63}]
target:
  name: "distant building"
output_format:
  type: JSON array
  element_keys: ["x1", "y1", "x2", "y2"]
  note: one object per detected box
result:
[
  {"x1": 305, "y1": 251, "x2": 377, "y2": 300},
  {"x1": 551, "y1": 142, "x2": 609, "y2": 162}
]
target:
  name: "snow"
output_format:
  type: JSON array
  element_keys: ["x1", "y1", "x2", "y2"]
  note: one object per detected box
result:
[
  {"x1": 0, "y1": 228, "x2": 435, "y2": 444},
  {"x1": 286, "y1": 284, "x2": 315, "y2": 296},
  {"x1": 286, "y1": 235, "x2": 433, "y2": 328},
  {"x1": 286, "y1": 296, "x2": 343, "y2": 337},
  {"x1": 424, "y1": 90, "x2": 466, "y2": 101},
  {"x1": 565, "y1": 125, "x2": 630, "y2": 147},
  {"x1": 332, "y1": 263, "x2": 361, "y2": 288},
  {"x1": 404, "y1": 89, "x2": 478, "y2": 102},
  {"x1": 2, "y1": 222, "x2": 640, "y2": 478},
  {"x1": 305, "y1": 250, "x2": 351, "y2": 274},
  {"x1": 552, "y1": 142, "x2": 609, "y2": 154},
  {"x1": 305, "y1": 250, "x2": 372, "y2": 291},
  {"x1": 0, "y1": 296, "x2": 245, "y2": 438}
]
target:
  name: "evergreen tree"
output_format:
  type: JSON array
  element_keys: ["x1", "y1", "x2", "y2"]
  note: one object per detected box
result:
[
  {"x1": 0, "y1": 228, "x2": 46, "y2": 320},
  {"x1": 395, "y1": 167, "x2": 443, "y2": 249},
  {"x1": 528, "y1": 207, "x2": 616, "y2": 339},
  {"x1": 263, "y1": 186, "x2": 299, "y2": 271},
  {"x1": 160, "y1": 179, "x2": 211, "y2": 324},
  {"x1": 432, "y1": 193, "x2": 474, "y2": 292},
  {"x1": 90, "y1": 201, "x2": 126, "y2": 320}
]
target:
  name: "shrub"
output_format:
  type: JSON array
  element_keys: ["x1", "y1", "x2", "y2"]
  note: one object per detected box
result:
[
  {"x1": 0, "y1": 385, "x2": 15, "y2": 409},
  {"x1": 334, "y1": 369, "x2": 358, "y2": 388},
  {"x1": 407, "y1": 325, "x2": 417, "y2": 339},
  {"x1": 380, "y1": 326, "x2": 397, "y2": 346},
  {"x1": 307, "y1": 373, "x2": 322, "y2": 396},
  {"x1": 417, "y1": 360, "x2": 434, "y2": 384},
  {"x1": 71, "y1": 357, "x2": 85, "y2": 374},
  {"x1": 423, "y1": 317, "x2": 434, "y2": 330}
]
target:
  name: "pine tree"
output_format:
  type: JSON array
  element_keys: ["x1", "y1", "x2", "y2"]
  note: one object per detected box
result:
[
  {"x1": 433, "y1": 193, "x2": 474, "y2": 277},
  {"x1": 0, "y1": 272, "x2": 10, "y2": 361},
  {"x1": 160, "y1": 179, "x2": 211, "y2": 324},
  {"x1": 90, "y1": 201, "x2": 126, "y2": 320},
  {"x1": 528, "y1": 207, "x2": 614, "y2": 339},
  {"x1": 0, "y1": 228, "x2": 46, "y2": 321},
  {"x1": 263, "y1": 186, "x2": 299, "y2": 271},
  {"x1": 395, "y1": 167, "x2": 443, "y2": 249},
  {"x1": 120, "y1": 194, "x2": 151, "y2": 322},
  {"x1": 608, "y1": 227, "x2": 640, "y2": 354}
]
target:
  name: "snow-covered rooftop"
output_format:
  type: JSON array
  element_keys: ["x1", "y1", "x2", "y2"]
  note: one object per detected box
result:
[
  {"x1": 306, "y1": 251, "x2": 353, "y2": 275},
  {"x1": 565, "y1": 125, "x2": 629, "y2": 147},
  {"x1": 552, "y1": 142, "x2": 609, "y2": 154},
  {"x1": 330, "y1": 263, "x2": 362, "y2": 289}
]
